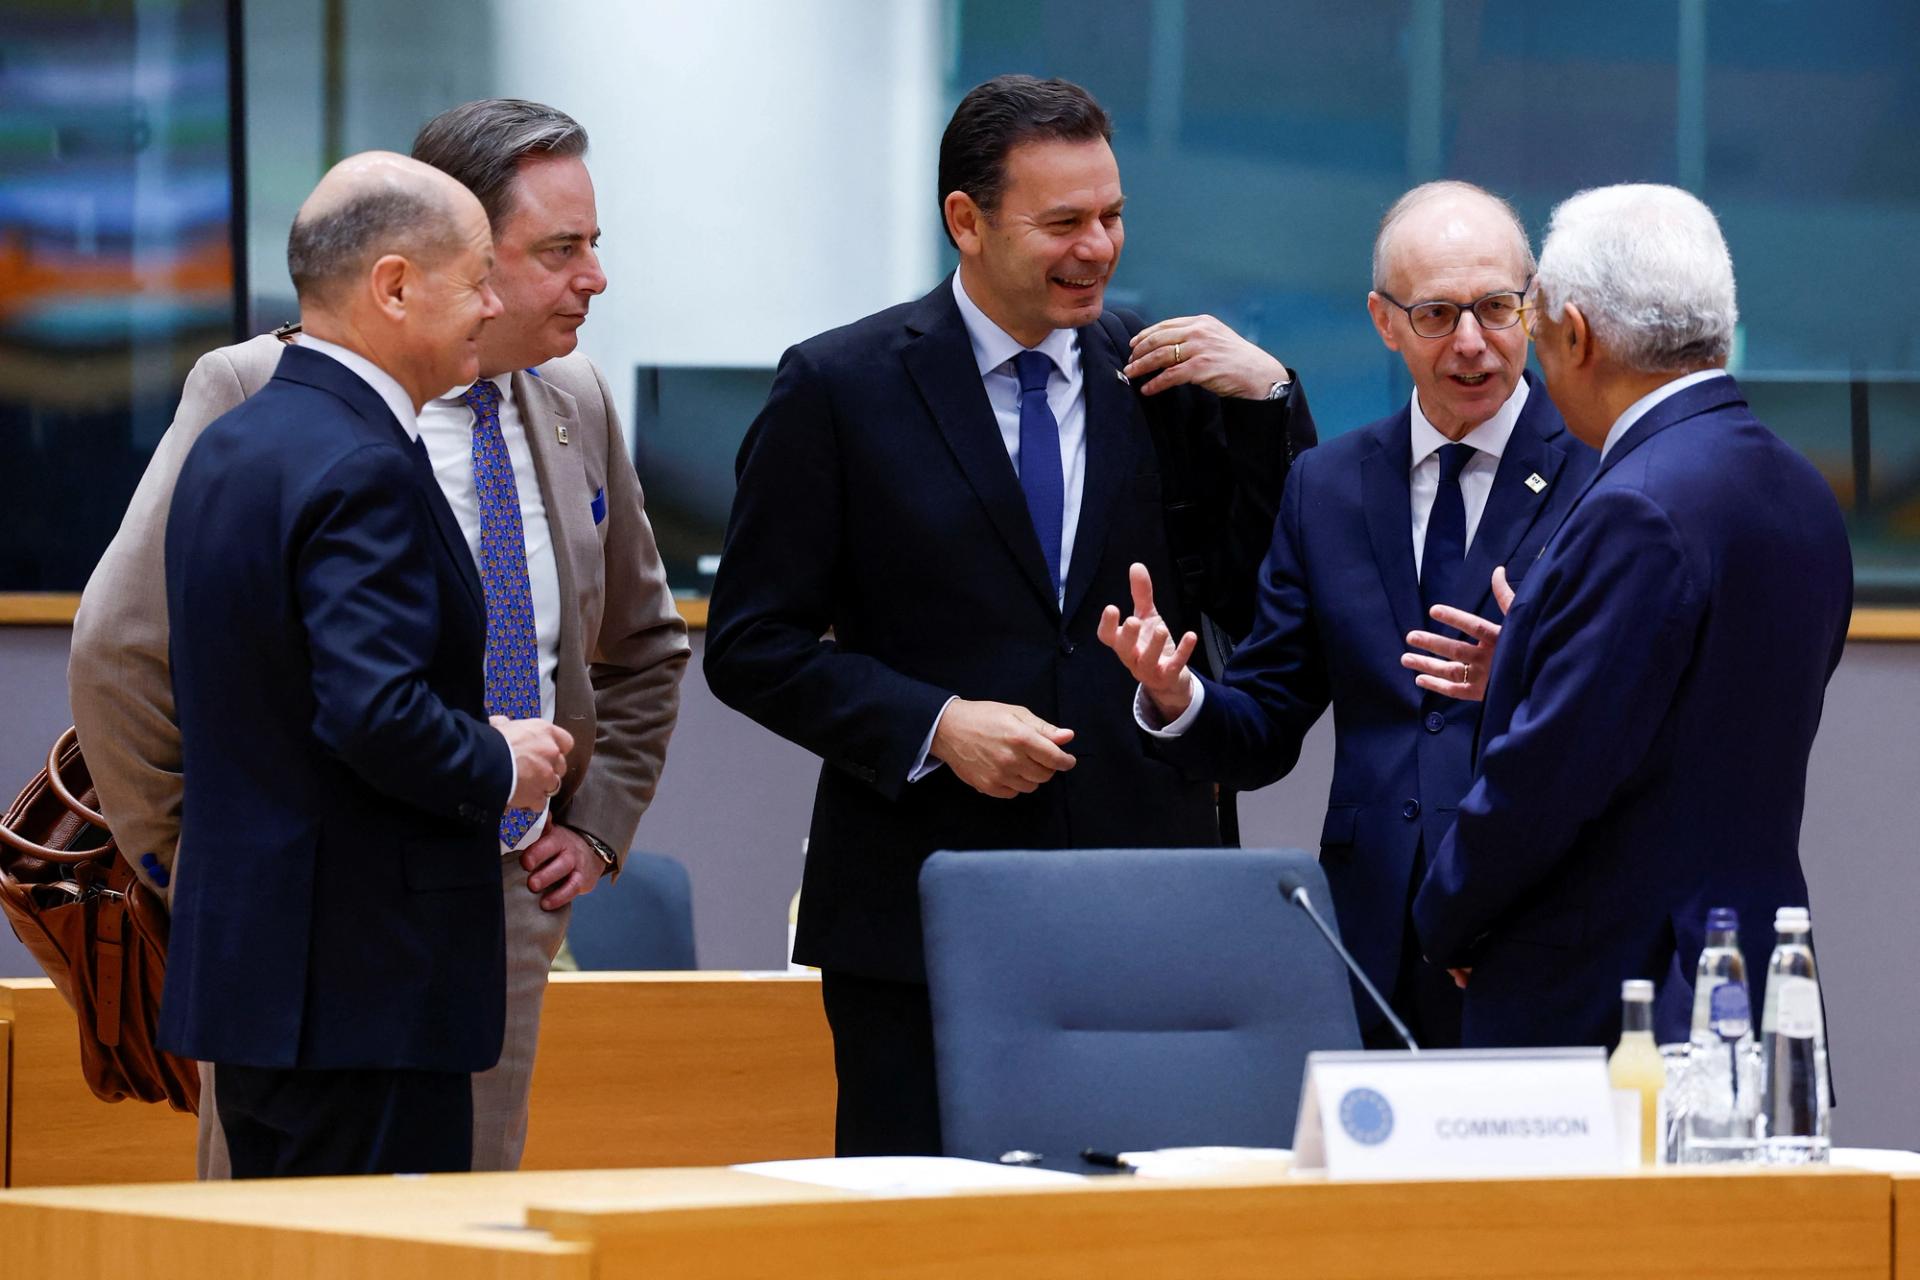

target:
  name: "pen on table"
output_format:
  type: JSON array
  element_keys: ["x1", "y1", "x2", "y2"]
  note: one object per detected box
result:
[{"x1": 1080, "y1": 1148, "x2": 1137, "y2": 1173}]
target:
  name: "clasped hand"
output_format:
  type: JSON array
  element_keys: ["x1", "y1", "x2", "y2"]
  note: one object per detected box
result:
[
  {"x1": 493, "y1": 715, "x2": 574, "y2": 811},
  {"x1": 1123, "y1": 314, "x2": 1290, "y2": 400},
  {"x1": 930, "y1": 699, "x2": 1076, "y2": 800}
]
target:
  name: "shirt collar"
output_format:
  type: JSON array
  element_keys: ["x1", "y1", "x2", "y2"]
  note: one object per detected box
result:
[
  {"x1": 1601, "y1": 368, "x2": 1729, "y2": 460},
  {"x1": 952, "y1": 271, "x2": 1078, "y2": 382},
  {"x1": 291, "y1": 333, "x2": 422, "y2": 441},
  {"x1": 1408, "y1": 375, "x2": 1529, "y2": 472}
]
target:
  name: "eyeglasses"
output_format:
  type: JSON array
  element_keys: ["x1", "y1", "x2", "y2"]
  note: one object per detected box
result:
[{"x1": 1376, "y1": 281, "x2": 1532, "y2": 339}]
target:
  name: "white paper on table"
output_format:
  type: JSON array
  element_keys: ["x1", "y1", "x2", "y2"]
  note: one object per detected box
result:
[
  {"x1": 1831, "y1": 1147, "x2": 1920, "y2": 1172},
  {"x1": 732, "y1": 1156, "x2": 1083, "y2": 1195},
  {"x1": 1119, "y1": 1146, "x2": 1293, "y2": 1179}
]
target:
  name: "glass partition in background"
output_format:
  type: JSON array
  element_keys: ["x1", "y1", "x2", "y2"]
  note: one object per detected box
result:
[
  {"x1": 0, "y1": 0, "x2": 243, "y2": 592},
  {"x1": 920, "y1": 0, "x2": 1920, "y2": 603}
]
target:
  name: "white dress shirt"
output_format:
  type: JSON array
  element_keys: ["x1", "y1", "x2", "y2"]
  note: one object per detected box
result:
[
  {"x1": 1601, "y1": 368, "x2": 1728, "y2": 460},
  {"x1": 418, "y1": 375, "x2": 565, "y2": 852},
  {"x1": 1139, "y1": 377, "x2": 1532, "y2": 737},
  {"x1": 910, "y1": 274, "x2": 1092, "y2": 781}
]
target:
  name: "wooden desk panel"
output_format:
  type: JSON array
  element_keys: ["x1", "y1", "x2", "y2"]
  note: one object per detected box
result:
[
  {"x1": 0, "y1": 1164, "x2": 1892, "y2": 1280},
  {"x1": 0, "y1": 982, "x2": 197, "y2": 1187},
  {"x1": 1897, "y1": 1173, "x2": 1919, "y2": 1280},
  {"x1": 0, "y1": 972, "x2": 834, "y2": 1188},
  {"x1": 532, "y1": 1166, "x2": 1893, "y2": 1280},
  {"x1": 519, "y1": 972, "x2": 834, "y2": 1170}
]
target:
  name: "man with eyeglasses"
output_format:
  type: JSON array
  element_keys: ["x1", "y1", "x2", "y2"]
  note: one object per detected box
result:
[{"x1": 1100, "y1": 180, "x2": 1594, "y2": 1048}]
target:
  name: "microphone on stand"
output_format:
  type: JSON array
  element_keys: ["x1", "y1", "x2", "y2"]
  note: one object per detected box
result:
[{"x1": 1278, "y1": 874, "x2": 1420, "y2": 1052}]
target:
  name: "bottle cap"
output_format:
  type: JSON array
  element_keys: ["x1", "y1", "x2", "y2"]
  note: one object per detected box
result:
[
  {"x1": 1621, "y1": 979, "x2": 1654, "y2": 1001},
  {"x1": 1705, "y1": 906, "x2": 1739, "y2": 931},
  {"x1": 1774, "y1": 906, "x2": 1811, "y2": 933}
]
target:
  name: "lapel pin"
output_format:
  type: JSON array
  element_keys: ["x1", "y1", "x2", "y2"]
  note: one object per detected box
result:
[
  {"x1": 1524, "y1": 472, "x2": 1547, "y2": 494},
  {"x1": 556, "y1": 425, "x2": 570, "y2": 446}
]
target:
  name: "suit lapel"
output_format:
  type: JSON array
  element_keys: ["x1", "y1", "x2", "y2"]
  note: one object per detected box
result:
[
  {"x1": 512, "y1": 368, "x2": 590, "y2": 689},
  {"x1": 1359, "y1": 411, "x2": 1422, "y2": 642},
  {"x1": 274, "y1": 345, "x2": 486, "y2": 615},
  {"x1": 902, "y1": 284, "x2": 1058, "y2": 616},
  {"x1": 1456, "y1": 382, "x2": 1569, "y2": 615},
  {"x1": 1059, "y1": 325, "x2": 1139, "y2": 624}
]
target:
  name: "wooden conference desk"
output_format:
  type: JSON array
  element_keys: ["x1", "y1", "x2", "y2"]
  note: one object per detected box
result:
[
  {"x1": 0, "y1": 971, "x2": 834, "y2": 1187},
  {"x1": 0, "y1": 1162, "x2": 1899, "y2": 1280}
]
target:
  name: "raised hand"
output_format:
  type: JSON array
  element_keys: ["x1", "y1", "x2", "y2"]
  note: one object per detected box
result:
[
  {"x1": 1400, "y1": 565, "x2": 1515, "y2": 702},
  {"x1": 1097, "y1": 562, "x2": 1199, "y2": 722},
  {"x1": 1123, "y1": 313, "x2": 1291, "y2": 399},
  {"x1": 493, "y1": 715, "x2": 574, "y2": 811},
  {"x1": 930, "y1": 700, "x2": 1076, "y2": 800}
]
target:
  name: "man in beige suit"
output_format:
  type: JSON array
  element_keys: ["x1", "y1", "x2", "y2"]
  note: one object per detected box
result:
[{"x1": 68, "y1": 99, "x2": 689, "y2": 1175}]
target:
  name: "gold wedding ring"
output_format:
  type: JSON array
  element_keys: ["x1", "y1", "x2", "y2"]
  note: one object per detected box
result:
[{"x1": 1172, "y1": 341, "x2": 1185, "y2": 364}]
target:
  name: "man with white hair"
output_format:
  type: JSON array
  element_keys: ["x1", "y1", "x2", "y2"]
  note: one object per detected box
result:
[
  {"x1": 1101, "y1": 180, "x2": 1593, "y2": 1048},
  {"x1": 1404, "y1": 183, "x2": 1852, "y2": 1049}
]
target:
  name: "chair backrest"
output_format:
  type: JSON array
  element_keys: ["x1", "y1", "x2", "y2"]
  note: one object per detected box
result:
[
  {"x1": 565, "y1": 850, "x2": 697, "y2": 970},
  {"x1": 919, "y1": 847, "x2": 1359, "y2": 1161}
]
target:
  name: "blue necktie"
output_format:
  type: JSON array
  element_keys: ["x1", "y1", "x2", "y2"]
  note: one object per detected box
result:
[
  {"x1": 1013, "y1": 349, "x2": 1064, "y2": 597},
  {"x1": 1420, "y1": 442, "x2": 1476, "y2": 619},
  {"x1": 464, "y1": 380, "x2": 542, "y2": 847}
]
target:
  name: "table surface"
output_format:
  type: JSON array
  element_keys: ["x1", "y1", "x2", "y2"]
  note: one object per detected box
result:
[{"x1": 0, "y1": 1160, "x2": 1902, "y2": 1280}]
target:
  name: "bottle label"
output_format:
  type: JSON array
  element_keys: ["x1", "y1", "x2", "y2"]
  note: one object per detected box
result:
[
  {"x1": 1773, "y1": 976, "x2": 1821, "y2": 1039},
  {"x1": 1707, "y1": 982, "x2": 1751, "y2": 1039}
]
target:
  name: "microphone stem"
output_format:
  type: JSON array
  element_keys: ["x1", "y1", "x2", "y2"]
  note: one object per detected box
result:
[{"x1": 1289, "y1": 886, "x2": 1420, "y2": 1053}]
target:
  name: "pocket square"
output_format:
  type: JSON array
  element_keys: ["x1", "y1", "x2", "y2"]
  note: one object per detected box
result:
[{"x1": 590, "y1": 487, "x2": 606, "y2": 525}]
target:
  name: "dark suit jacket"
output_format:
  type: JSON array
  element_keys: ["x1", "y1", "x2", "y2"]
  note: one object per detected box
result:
[
  {"x1": 1152, "y1": 374, "x2": 1593, "y2": 1033},
  {"x1": 705, "y1": 277, "x2": 1315, "y2": 982},
  {"x1": 158, "y1": 345, "x2": 515, "y2": 1072},
  {"x1": 1414, "y1": 375, "x2": 1852, "y2": 1049}
]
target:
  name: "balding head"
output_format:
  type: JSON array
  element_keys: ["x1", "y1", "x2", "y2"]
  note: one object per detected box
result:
[
  {"x1": 287, "y1": 151, "x2": 501, "y2": 409},
  {"x1": 1372, "y1": 181, "x2": 1533, "y2": 296},
  {"x1": 287, "y1": 152, "x2": 481, "y2": 309}
]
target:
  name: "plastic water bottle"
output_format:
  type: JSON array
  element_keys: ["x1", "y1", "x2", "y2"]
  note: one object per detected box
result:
[
  {"x1": 1678, "y1": 907, "x2": 1761, "y2": 1162},
  {"x1": 1761, "y1": 907, "x2": 1830, "y2": 1163}
]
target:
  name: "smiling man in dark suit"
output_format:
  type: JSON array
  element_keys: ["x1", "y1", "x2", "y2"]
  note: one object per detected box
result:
[
  {"x1": 1102, "y1": 181, "x2": 1594, "y2": 1049},
  {"x1": 160, "y1": 153, "x2": 574, "y2": 1177},
  {"x1": 705, "y1": 74, "x2": 1315, "y2": 1155}
]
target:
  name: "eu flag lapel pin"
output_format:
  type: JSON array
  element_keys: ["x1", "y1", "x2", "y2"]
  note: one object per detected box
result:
[
  {"x1": 556, "y1": 424, "x2": 570, "y2": 445},
  {"x1": 1524, "y1": 472, "x2": 1547, "y2": 494}
]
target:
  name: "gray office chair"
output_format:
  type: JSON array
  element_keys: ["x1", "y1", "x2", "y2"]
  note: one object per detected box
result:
[
  {"x1": 564, "y1": 849, "x2": 697, "y2": 969},
  {"x1": 919, "y1": 847, "x2": 1360, "y2": 1161}
]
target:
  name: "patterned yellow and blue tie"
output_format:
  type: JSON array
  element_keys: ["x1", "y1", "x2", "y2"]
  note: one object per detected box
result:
[{"x1": 465, "y1": 380, "x2": 542, "y2": 846}]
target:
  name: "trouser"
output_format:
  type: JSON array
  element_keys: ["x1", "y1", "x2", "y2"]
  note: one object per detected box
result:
[
  {"x1": 819, "y1": 969, "x2": 944, "y2": 1156},
  {"x1": 216, "y1": 1063, "x2": 471, "y2": 1178},
  {"x1": 197, "y1": 850, "x2": 572, "y2": 1177}
]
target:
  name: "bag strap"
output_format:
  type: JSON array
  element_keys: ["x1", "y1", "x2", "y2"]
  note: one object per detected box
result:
[{"x1": 0, "y1": 727, "x2": 116, "y2": 862}]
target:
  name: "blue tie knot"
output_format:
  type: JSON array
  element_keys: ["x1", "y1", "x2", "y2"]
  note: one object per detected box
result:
[
  {"x1": 462, "y1": 379, "x2": 502, "y2": 417},
  {"x1": 1438, "y1": 441, "x2": 1475, "y2": 483},
  {"x1": 1013, "y1": 349, "x2": 1052, "y2": 397}
]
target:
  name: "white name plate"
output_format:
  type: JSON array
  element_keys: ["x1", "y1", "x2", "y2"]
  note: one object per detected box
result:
[{"x1": 1292, "y1": 1048, "x2": 1618, "y2": 1179}]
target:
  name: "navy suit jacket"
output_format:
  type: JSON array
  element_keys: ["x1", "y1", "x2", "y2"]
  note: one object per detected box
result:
[
  {"x1": 705, "y1": 277, "x2": 1315, "y2": 982},
  {"x1": 1414, "y1": 375, "x2": 1852, "y2": 1049},
  {"x1": 159, "y1": 345, "x2": 514, "y2": 1072},
  {"x1": 1153, "y1": 375, "x2": 1593, "y2": 1031}
]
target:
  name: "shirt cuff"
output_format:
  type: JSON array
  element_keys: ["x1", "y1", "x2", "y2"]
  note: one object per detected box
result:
[
  {"x1": 1134, "y1": 678, "x2": 1205, "y2": 738},
  {"x1": 907, "y1": 696, "x2": 959, "y2": 782}
]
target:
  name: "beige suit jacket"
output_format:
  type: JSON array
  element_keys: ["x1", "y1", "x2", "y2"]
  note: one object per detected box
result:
[{"x1": 69, "y1": 332, "x2": 689, "y2": 887}]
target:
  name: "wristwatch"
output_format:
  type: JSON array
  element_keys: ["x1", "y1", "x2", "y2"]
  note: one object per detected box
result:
[
  {"x1": 1264, "y1": 376, "x2": 1292, "y2": 401},
  {"x1": 570, "y1": 826, "x2": 619, "y2": 876}
]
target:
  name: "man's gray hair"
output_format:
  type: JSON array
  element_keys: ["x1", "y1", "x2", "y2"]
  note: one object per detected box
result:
[
  {"x1": 1371, "y1": 180, "x2": 1534, "y2": 294},
  {"x1": 1534, "y1": 184, "x2": 1737, "y2": 372},
  {"x1": 286, "y1": 187, "x2": 455, "y2": 306},
  {"x1": 411, "y1": 98, "x2": 588, "y2": 230}
]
